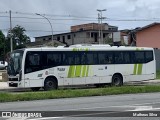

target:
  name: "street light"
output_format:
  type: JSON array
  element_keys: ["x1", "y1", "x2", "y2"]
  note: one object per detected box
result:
[
  {"x1": 97, "y1": 9, "x2": 106, "y2": 44},
  {"x1": 35, "y1": 13, "x2": 54, "y2": 46}
]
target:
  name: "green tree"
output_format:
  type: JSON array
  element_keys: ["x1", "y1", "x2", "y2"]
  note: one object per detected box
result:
[
  {"x1": 0, "y1": 30, "x2": 5, "y2": 60},
  {"x1": 104, "y1": 36, "x2": 113, "y2": 45},
  {"x1": 6, "y1": 25, "x2": 31, "y2": 50}
]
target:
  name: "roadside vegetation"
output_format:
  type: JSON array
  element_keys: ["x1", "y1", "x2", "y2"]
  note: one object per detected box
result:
[
  {"x1": 157, "y1": 70, "x2": 160, "y2": 79},
  {"x1": 1, "y1": 85, "x2": 160, "y2": 102}
]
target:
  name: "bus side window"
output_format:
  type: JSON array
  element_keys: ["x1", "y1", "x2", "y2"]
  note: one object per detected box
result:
[
  {"x1": 75, "y1": 52, "x2": 81, "y2": 65},
  {"x1": 25, "y1": 52, "x2": 41, "y2": 74},
  {"x1": 123, "y1": 52, "x2": 130, "y2": 64},
  {"x1": 62, "y1": 52, "x2": 75, "y2": 65},
  {"x1": 81, "y1": 52, "x2": 86, "y2": 65},
  {"x1": 86, "y1": 52, "x2": 95, "y2": 65},
  {"x1": 145, "y1": 51, "x2": 153, "y2": 63},
  {"x1": 46, "y1": 52, "x2": 62, "y2": 67},
  {"x1": 134, "y1": 51, "x2": 145, "y2": 63},
  {"x1": 47, "y1": 54, "x2": 55, "y2": 66},
  {"x1": 115, "y1": 52, "x2": 123, "y2": 64}
]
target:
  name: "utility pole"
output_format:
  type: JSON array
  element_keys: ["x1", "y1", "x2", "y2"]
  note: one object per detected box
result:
[
  {"x1": 97, "y1": 9, "x2": 106, "y2": 44},
  {"x1": 98, "y1": 13, "x2": 101, "y2": 44},
  {"x1": 9, "y1": 10, "x2": 13, "y2": 52}
]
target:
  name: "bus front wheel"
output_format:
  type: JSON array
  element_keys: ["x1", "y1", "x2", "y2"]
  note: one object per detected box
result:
[
  {"x1": 112, "y1": 74, "x2": 123, "y2": 86},
  {"x1": 44, "y1": 77, "x2": 58, "y2": 91}
]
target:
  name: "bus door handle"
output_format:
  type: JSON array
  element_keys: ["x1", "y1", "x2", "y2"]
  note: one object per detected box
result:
[
  {"x1": 39, "y1": 78, "x2": 44, "y2": 79},
  {"x1": 26, "y1": 78, "x2": 29, "y2": 80}
]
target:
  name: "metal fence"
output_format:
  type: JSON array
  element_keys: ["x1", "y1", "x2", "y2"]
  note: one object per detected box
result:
[{"x1": 155, "y1": 49, "x2": 160, "y2": 70}]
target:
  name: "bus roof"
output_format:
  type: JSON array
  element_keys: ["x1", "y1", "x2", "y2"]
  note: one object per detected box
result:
[{"x1": 21, "y1": 44, "x2": 154, "y2": 52}]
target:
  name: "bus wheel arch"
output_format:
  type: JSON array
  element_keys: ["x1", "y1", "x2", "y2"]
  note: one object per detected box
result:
[
  {"x1": 112, "y1": 73, "x2": 123, "y2": 86},
  {"x1": 44, "y1": 76, "x2": 58, "y2": 91}
]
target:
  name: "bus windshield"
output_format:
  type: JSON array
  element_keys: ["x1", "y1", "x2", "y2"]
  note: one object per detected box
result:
[{"x1": 7, "y1": 50, "x2": 24, "y2": 76}]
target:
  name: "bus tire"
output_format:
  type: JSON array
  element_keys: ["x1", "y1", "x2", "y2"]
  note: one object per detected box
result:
[
  {"x1": 44, "y1": 77, "x2": 57, "y2": 91},
  {"x1": 112, "y1": 74, "x2": 123, "y2": 86},
  {"x1": 31, "y1": 87, "x2": 41, "y2": 91}
]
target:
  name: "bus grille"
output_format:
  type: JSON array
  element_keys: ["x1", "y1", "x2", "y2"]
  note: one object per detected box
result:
[{"x1": 9, "y1": 78, "x2": 18, "y2": 81}]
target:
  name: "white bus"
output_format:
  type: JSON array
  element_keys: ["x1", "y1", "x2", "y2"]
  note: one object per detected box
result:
[{"x1": 7, "y1": 44, "x2": 156, "y2": 91}]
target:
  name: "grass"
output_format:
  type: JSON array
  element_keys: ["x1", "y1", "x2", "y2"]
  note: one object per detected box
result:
[
  {"x1": 1, "y1": 85, "x2": 160, "y2": 102},
  {"x1": 0, "y1": 70, "x2": 159, "y2": 102},
  {"x1": 156, "y1": 70, "x2": 160, "y2": 79}
]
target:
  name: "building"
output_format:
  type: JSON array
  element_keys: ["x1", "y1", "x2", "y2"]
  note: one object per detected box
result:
[
  {"x1": 33, "y1": 23, "x2": 118, "y2": 47},
  {"x1": 71, "y1": 23, "x2": 118, "y2": 32},
  {"x1": 135, "y1": 23, "x2": 160, "y2": 70},
  {"x1": 136, "y1": 22, "x2": 160, "y2": 49}
]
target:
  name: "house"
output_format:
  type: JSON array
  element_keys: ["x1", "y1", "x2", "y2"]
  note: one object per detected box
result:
[
  {"x1": 136, "y1": 22, "x2": 160, "y2": 49},
  {"x1": 32, "y1": 23, "x2": 118, "y2": 47},
  {"x1": 135, "y1": 22, "x2": 160, "y2": 70}
]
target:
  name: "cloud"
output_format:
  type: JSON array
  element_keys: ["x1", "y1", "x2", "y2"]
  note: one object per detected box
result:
[{"x1": 1, "y1": 0, "x2": 160, "y2": 40}]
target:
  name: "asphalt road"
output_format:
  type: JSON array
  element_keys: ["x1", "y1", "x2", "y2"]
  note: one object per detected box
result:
[{"x1": 1, "y1": 92, "x2": 160, "y2": 120}]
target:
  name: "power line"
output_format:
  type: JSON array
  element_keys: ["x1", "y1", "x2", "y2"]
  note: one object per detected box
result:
[
  {"x1": 0, "y1": 19, "x2": 74, "y2": 26},
  {"x1": 1, "y1": 11, "x2": 160, "y2": 21},
  {"x1": 0, "y1": 15, "x2": 9, "y2": 18},
  {"x1": 13, "y1": 11, "x2": 98, "y2": 19},
  {"x1": 1, "y1": 15, "x2": 160, "y2": 22},
  {"x1": 1, "y1": 28, "x2": 69, "y2": 33},
  {"x1": 105, "y1": 18, "x2": 160, "y2": 21},
  {"x1": 9, "y1": 11, "x2": 160, "y2": 21},
  {"x1": 0, "y1": 15, "x2": 96, "y2": 21}
]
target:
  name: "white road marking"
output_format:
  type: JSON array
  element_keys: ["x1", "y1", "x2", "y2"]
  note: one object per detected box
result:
[
  {"x1": 130, "y1": 106, "x2": 153, "y2": 111},
  {"x1": 109, "y1": 101, "x2": 160, "y2": 108},
  {"x1": 129, "y1": 106, "x2": 160, "y2": 111},
  {"x1": 51, "y1": 101, "x2": 160, "y2": 111}
]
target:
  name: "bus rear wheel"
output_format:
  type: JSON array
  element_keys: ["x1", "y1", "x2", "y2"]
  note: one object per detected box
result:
[
  {"x1": 44, "y1": 77, "x2": 57, "y2": 91},
  {"x1": 112, "y1": 74, "x2": 123, "y2": 86}
]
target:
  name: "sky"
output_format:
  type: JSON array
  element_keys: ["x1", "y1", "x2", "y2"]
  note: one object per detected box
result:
[{"x1": 1, "y1": 0, "x2": 160, "y2": 41}]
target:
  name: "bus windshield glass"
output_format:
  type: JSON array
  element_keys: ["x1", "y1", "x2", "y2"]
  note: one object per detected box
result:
[{"x1": 8, "y1": 50, "x2": 24, "y2": 76}]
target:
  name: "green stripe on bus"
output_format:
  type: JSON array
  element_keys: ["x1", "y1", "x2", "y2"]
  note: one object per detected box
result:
[
  {"x1": 68, "y1": 65, "x2": 90, "y2": 78},
  {"x1": 75, "y1": 65, "x2": 81, "y2": 77},
  {"x1": 86, "y1": 65, "x2": 89, "y2": 77},
  {"x1": 73, "y1": 48, "x2": 77, "y2": 51},
  {"x1": 82, "y1": 65, "x2": 87, "y2": 77},
  {"x1": 137, "y1": 64, "x2": 143, "y2": 75},
  {"x1": 68, "y1": 66, "x2": 76, "y2": 78},
  {"x1": 133, "y1": 64, "x2": 137, "y2": 75},
  {"x1": 68, "y1": 66, "x2": 73, "y2": 78},
  {"x1": 71, "y1": 66, "x2": 76, "y2": 77}
]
